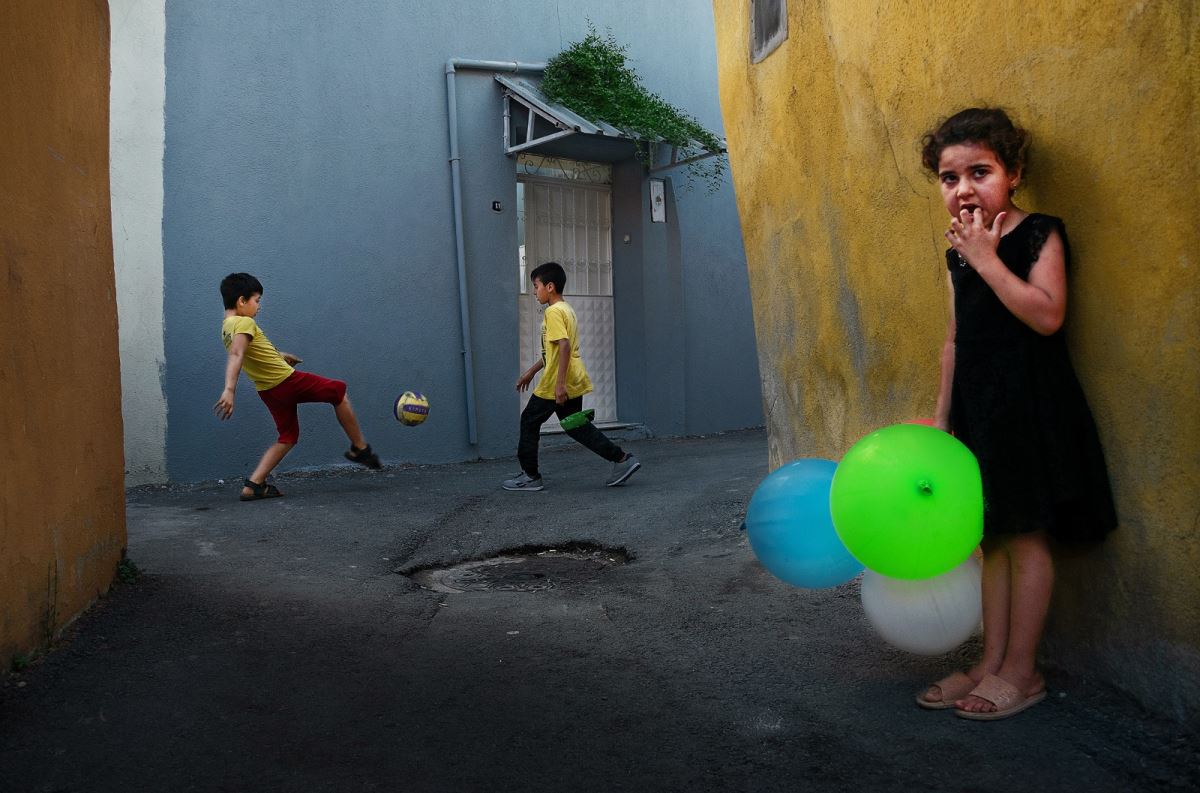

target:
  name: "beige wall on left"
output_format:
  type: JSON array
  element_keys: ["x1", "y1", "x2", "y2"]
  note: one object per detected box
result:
[{"x1": 111, "y1": 0, "x2": 168, "y2": 485}]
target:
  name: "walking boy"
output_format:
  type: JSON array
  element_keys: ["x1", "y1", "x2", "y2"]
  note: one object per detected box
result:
[
  {"x1": 504, "y1": 262, "x2": 640, "y2": 491},
  {"x1": 214, "y1": 272, "x2": 381, "y2": 500}
]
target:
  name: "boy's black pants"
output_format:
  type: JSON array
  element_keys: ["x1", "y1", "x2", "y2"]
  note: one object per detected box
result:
[{"x1": 518, "y1": 395, "x2": 625, "y2": 478}]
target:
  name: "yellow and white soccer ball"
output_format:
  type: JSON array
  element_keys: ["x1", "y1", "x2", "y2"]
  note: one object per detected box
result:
[{"x1": 394, "y1": 391, "x2": 430, "y2": 426}]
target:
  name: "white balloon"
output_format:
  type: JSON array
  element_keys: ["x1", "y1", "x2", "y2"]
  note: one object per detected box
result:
[{"x1": 861, "y1": 557, "x2": 982, "y2": 655}]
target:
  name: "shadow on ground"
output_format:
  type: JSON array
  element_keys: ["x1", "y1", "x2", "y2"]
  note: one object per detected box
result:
[{"x1": 2, "y1": 431, "x2": 1196, "y2": 792}]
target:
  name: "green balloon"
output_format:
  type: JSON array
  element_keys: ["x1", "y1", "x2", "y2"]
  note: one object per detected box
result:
[{"x1": 830, "y1": 424, "x2": 982, "y2": 580}]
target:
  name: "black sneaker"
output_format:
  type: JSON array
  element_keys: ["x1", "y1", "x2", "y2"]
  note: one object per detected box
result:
[{"x1": 345, "y1": 444, "x2": 382, "y2": 470}]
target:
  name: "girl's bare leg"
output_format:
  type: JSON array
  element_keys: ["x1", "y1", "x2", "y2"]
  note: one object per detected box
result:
[
  {"x1": 921, "y1": 537, "x2": 1008, "y2": 704},
  {"x1": 969, "y1": 536, "x2": 1013, "y2": 679},
  {"x1": 334, "y1": 395, "x2": 368, "y2": 450},
  {"x1": 957, "y1": 531, "x2": 1052, "y2": 712}
]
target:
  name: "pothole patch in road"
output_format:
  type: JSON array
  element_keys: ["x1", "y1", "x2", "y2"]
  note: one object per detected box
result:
[{"x1": 405, "y1": 543, "x2": 629, "y2": 593}]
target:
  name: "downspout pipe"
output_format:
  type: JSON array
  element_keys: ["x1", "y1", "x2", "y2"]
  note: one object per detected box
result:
[{"x1": 445, "y1": 58, "x2": 545, "y2": 445}]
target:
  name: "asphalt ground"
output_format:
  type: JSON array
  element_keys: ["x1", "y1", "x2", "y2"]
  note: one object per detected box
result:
[{"x1": 2, "y1": 429, "x2": 1196, "y2": 792}]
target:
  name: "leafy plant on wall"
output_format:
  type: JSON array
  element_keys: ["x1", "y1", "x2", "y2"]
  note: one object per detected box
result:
[{"x1": 541, "y1": 25, "x2": 727, "y2": 194}]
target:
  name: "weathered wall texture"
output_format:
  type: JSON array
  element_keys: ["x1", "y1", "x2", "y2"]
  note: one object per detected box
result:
[
  {"x1": 713, "y1": 0, "x2": 1198, "y2": 720},
  {"x1": 111, "y1": 0, "x2": 168, "y2": 485},
  {"x1": 1, "y1": 0, "x2": 127, "y2": 662}
]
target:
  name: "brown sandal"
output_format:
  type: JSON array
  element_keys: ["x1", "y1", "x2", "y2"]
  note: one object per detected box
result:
[{"x1": 240, "y1": 478, "x2": 284, "y2": 501}]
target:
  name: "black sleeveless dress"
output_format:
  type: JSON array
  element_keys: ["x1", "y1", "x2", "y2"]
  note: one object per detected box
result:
[{"x1": 947, "y1": 213, "x2": 1116, "y2": 541}]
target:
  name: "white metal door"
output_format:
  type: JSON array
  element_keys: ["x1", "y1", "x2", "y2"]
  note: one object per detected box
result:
[{"x1": 517, "y1": 176, "x2": 616, "y2": 424}]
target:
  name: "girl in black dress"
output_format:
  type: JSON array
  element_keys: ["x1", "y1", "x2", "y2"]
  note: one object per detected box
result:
[{"x1": 916, "y1": 109, "x2": 1116, "y2": 720}]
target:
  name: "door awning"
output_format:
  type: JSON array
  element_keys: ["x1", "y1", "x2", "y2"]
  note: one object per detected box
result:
[{"x1": 495, "y1": 74, "x2": 724, "y2": 170}]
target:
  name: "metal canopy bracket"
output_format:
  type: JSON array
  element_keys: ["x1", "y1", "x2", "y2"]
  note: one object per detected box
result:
[
  {"x1": 648, "y1": 141, "x2": 727, "y2": 174},
  {"x1": 496, "y1": 75, "x2": 628, "y2": 158},
  {"x1": 502, "y1": 93, "x2": 577, "y2": 155}
]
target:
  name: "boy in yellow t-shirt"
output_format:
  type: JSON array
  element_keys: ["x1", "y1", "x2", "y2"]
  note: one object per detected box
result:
[
  {"x1": 214, "y1": 272, "x2": 381, "y2": 501},
  {"x1": 504, "y1": 262, "x2": 640, "y2": 492}
]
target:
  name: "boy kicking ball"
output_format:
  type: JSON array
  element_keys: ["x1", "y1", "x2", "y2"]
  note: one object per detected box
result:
[{"x1": 214, "y1": 272, "x2": 380, "y2": 501}]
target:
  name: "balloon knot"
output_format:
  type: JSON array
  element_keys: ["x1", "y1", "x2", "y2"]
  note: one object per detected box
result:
[{"x1": 917, "y1": 479, "x2": 933, "y2": 496}]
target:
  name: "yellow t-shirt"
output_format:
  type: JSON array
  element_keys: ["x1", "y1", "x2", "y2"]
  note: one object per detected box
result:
[
  {"x1": 221, "y1": 316, "x2": 294, "y2": 391},
  {"x1": 534, "y1": 301, "x2": 593, "y2": 400}
]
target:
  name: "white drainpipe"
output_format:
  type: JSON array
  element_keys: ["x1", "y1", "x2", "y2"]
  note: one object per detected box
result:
[{"x1": 444, "y1": 58, "x2": 546, "y2": 445}]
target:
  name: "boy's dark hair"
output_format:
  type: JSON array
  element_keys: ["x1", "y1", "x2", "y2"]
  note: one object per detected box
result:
[
  {"x1": 529, "y1": 261, "x2": 566, "y2": 294},
  {"x1": 220, "y1": 272, "x2": 264, "y2": 309},
  {"x1": 921, "y1": 107, "x2": 1030, "y2": 177}
]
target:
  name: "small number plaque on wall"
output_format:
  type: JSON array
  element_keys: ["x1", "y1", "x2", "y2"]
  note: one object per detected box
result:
[{"x1": 649, "y1": 179, "x2": 666, "y2": 223}]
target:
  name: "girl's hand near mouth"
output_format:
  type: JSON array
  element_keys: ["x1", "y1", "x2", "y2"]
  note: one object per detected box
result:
[{"x1": 947, "y1": 208, "x2": 1006, "y2": 272}]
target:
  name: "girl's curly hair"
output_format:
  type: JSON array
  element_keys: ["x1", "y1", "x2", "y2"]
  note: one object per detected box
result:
[{"x1": 921, "y1": 107, "x2": 1030, "y2": 176}]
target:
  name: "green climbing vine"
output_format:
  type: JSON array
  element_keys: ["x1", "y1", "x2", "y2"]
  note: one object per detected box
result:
[{"x1": 541, "y1": 26, "x2": 727, "y2": 194}]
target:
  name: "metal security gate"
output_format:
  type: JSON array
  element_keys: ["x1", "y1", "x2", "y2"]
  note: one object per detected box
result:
[{"x1": 517, "y1": 172, "x2": 617, "y2": 425}]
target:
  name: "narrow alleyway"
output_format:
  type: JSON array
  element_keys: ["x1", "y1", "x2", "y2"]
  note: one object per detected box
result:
[{"x1": 2, "y1": 431, "x2": 1195, "y2": 792}]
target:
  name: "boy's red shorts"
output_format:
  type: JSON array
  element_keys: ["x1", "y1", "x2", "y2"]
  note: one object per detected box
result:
[{"x1": 257, "y1": 371, "x2": 347, "y2": 444}]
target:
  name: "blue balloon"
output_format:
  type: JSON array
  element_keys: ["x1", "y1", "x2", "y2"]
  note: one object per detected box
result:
[{"x1": 746, "y1": 458, "x2": 863, "y2": 589}]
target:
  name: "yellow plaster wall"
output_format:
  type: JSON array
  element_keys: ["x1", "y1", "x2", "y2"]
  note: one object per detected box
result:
[
  {"x1": 714, "y1": 0, "x2": 1199, "y2": 719},
  {"x1": 1, "y1": 0, "x2": 127, "y2": 663}
]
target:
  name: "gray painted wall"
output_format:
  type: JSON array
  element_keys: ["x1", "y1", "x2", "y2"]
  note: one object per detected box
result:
[{"x1": 164, "y1": 0, "x2": 760, "y2": 481}]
